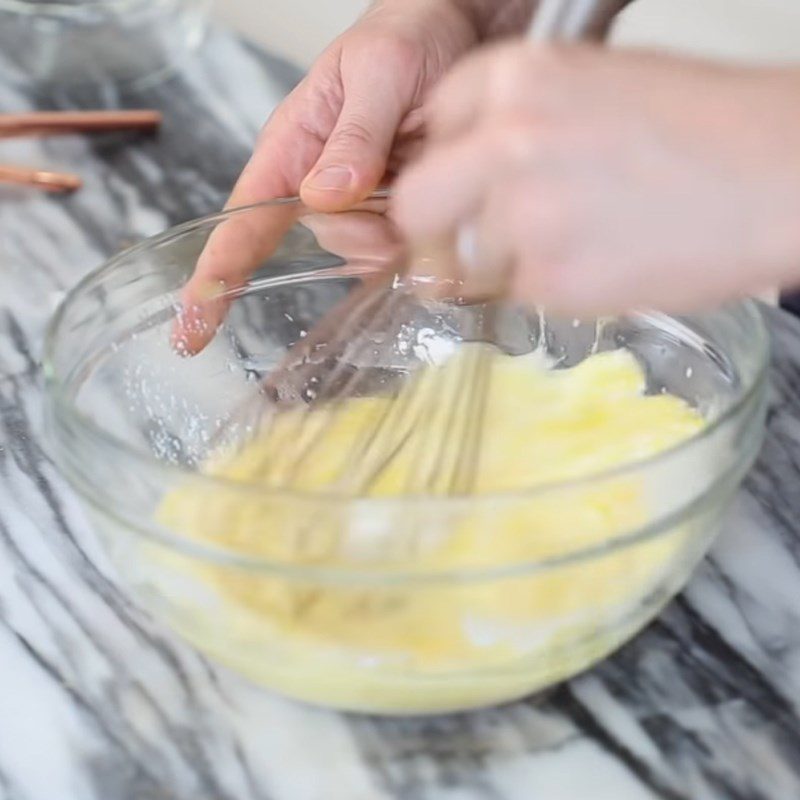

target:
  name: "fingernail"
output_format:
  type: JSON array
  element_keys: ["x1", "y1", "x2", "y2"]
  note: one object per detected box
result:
[{"x1": 306, "y1": 165, "x2": 353, "y2": 192}]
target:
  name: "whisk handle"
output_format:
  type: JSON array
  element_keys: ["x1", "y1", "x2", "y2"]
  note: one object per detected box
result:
[{"x1": 527, "y1": 0, "x2": 633, "y2": 42}]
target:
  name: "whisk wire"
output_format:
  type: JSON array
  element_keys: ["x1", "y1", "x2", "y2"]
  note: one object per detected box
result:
[{"x1": 256, "y1": 280, "x2": 494, "y2": 502}]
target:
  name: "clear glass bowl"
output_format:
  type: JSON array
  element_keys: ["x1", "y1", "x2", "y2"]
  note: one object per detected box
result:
[
  {"x1": 43, "y1": 195, "x2": 769, "y2": 715},
  {"x1": 0, "y1": 0, "x2": 210, "y2": 89}
]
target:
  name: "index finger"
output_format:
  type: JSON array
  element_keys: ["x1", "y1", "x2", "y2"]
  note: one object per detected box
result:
[{"x1": 174, "y1": 87, "x2": 330, "y2": 355}]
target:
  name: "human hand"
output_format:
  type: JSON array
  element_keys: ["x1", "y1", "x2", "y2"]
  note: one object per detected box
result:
[
  {"x1": 176, "y1": 0, "x2": 490, "y2": 354},
  {"x1": 393, "y1": 44, "x2": 800, "y2": 315}
]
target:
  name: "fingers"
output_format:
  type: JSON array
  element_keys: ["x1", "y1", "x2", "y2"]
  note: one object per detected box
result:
[
  {"x1": 177, "y1": 43, "x2": 412, "y2": 355},
  {"x1": 393, "y1": 112, "x2": 547, "y2": 237},
  {"x1": 229, "y1": 84, "x2": 332, "y2": 209},
  {"x1": 426, "y1": 43, "x2": 566, "y2": 143},
  {"x1": 174, "y1": 82, "x2": 335, "y2": 355},
  {"x1": 394, "y1": 42, "x2": 789, "y2": 318},
  {"x1": 391, "y1": 44, "x2": 584, "y2": 310},
  {"x1": 392, "y1": 127, "x2": 497, "y2": 239},
  {"x1": 176, "y1": 22, "x2": 430, "y2": 355},
  {"x1": 173, "y1": 201, "x2": 304, "y2": 356},
  {"x1": 301, "y1": 209, "x2": 402, "y2": 268},
  {"x1": 395, "y1": 118, "x2": 542, "y2": 304},
  {"x1": 425, "y1": 46, "x2": 503, "y2": 142},
  {"x1": 300, "y1": 70, "x2": 411, "y2": 211}
]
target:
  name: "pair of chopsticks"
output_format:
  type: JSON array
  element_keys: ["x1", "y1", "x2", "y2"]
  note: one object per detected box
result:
[{"x1": 0, "y1": 109, "x2": 162, "y2": 193}]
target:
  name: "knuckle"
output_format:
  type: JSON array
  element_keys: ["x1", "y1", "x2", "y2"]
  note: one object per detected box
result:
[
  {"x1": 332, "y1": 117, "x2": 375, "y2": 149},
  {"x1": 524, "y1": 44, "x2": 571, "y2": 77},
  {"x1": 346, "y1": 27, "x2": 424, "y2": 76},
  {"x1": 377, "y1": 31, "x2": 423, "y2": 69},
  {"x1": 487, "y1": 46, "x2": 527, "y2": 108},
  {"x1": 486, "y1": 43, "x2": 568, "y2": 109},
  {"x1": 491, "y1": 115, "x2": 576, "y2": 177},
  {"x1": 491, "y1": 120, "x2": 544, "y2": 169}
]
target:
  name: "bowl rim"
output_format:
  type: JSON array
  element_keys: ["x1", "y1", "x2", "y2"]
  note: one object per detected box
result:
[
  {"x1": 59, "y1": 451, "x2": 750, "y2": 583},
  {"x1": 43, "y1": 194, "x2": 770, "y2": 509}
]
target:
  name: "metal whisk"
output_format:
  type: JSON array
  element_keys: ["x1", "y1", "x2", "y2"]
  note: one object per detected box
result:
[
  {"x1": 228, "y1": 0, "x2": 626, "y2": 500},
  {"x1": 248, "y1": 274, "x2": 495, "y2": 497}
]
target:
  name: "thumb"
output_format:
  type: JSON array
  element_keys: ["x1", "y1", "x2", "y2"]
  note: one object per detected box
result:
[{"x1": 300, "y1": 92, "x2": 406, "y2": 212}]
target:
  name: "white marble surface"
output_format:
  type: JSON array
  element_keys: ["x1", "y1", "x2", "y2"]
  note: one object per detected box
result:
[{"x1": 1, "y1": 24, "x2": 800, "y2": 800}]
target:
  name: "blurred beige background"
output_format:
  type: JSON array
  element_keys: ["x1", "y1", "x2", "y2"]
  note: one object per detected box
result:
[{"x1": 216, "y1": 0, "x2": 800, "y2": 69}]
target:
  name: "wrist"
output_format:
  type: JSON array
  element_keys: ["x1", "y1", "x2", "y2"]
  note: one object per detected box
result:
[
  {"x1": 460, "y1": 0, "x2": 535, "y2": 39},
  {"x1": 366, "y1": 0, "x2": 533, "y2": 42},
  {"x1": 362, "y1": 0, "x2": 481, "y2": 52}
]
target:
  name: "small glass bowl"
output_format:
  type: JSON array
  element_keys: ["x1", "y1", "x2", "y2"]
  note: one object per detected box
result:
[
  {"x1": 43, "y1": 195, "x2": 769, "y2": 714},
  {"x1": 0, "y1": 0, "x2": 210, "y2": 90}
]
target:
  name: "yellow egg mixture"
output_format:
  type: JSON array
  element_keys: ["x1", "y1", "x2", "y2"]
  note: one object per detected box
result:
[{"x1": 157, "y1": 347, "x2": 705, "y2": 713}]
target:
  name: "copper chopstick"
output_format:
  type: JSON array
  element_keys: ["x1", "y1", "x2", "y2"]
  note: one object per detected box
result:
[
  {"x1": 0, "y1": 164, "x2": 82, "y2": 193},
  {"x1": 0, "y1": 109, "x2": 162, "y2": 139}
]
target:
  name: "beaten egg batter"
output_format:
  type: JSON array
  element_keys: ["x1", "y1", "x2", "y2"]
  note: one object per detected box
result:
[{"x1": 157, "y1": 347, "x2": 706, "y2": 713}]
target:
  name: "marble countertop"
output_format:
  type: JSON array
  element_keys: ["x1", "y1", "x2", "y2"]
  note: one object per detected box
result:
[{"x1": 1, "y1": 26, "x2": 800, "y2": 800}]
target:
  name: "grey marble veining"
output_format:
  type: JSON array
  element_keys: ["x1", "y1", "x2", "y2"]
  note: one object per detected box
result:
[{"x1": 1, "y1": 25, "x2": 800, "y2": 800}]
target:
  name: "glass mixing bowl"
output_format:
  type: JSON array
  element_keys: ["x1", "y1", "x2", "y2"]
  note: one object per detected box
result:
[
  {"x1": 0, "y1": 0, "x2": 210, "y2": 89},
  {"x1": 44, "y1": 195, "x2": 769, "y2": 715}
]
